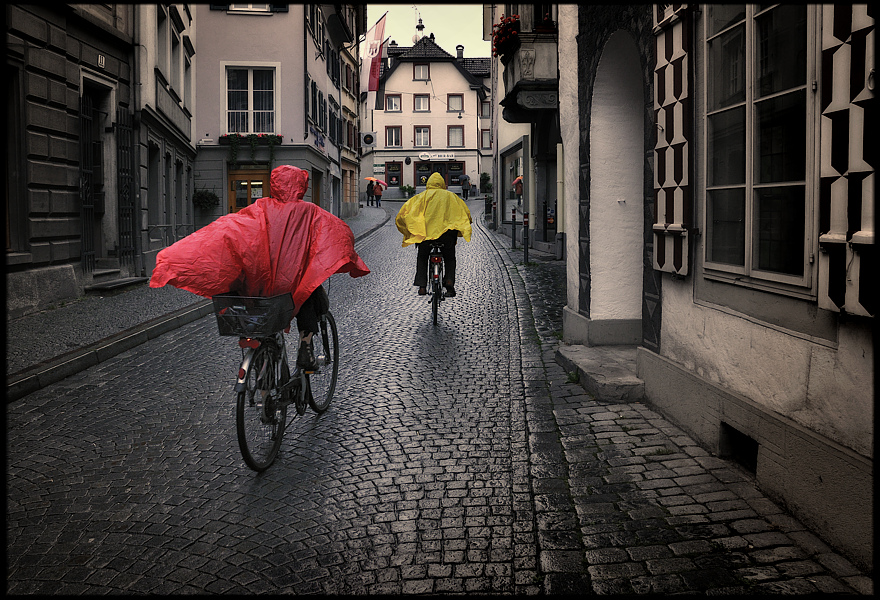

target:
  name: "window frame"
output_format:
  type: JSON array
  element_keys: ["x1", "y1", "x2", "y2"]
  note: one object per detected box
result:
[
  {"x1": 413, "y1": 63, "x2": 430, "y2": 81},
  {"x1": 385, "y1": 94, "x2": 401, "y2": 112},
  {"x1": 447, "y1": 125, "x2": 464, "y2": 148},
  {"x1": 386, "y1": 126, "x2": 402, "y2": 147},
  {"x1": 223, "y1": 63, "x2": 279, "y2": 135},
  {"x1": 414, "y1": 126, "x2": 431, "y2": 148},
  {"x1": 413, "y1": 94, "x2": 430, "y2": 112},
  {"x1": 701, "y1": 4, "x2": 817, "y2": 293},
  {"x1": 447, "y1": 94, "x2": 464, "y2": 113},
  {"x1": 481, "y1": 128, "x2": 492, "y2": 149}
]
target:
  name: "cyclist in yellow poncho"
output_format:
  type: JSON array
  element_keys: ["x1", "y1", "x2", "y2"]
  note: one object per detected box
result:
[{"x1": 395, "y1": 172, "x2": 472, "y2": 297}]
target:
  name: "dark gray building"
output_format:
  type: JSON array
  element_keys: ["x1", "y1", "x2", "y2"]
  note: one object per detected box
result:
[{"x1": 7, "y1": 4, "x2": 138, "y2": 318}]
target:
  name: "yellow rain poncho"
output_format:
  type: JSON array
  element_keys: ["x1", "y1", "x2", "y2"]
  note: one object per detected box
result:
[{"x1": 395, "y1": 172, "x2": 472, "y2": 247}]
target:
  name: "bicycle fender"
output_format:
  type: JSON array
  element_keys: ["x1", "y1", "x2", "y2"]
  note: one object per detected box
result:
[{"x1": 234, "y1": 348, "x2": 256, "y2": 392}]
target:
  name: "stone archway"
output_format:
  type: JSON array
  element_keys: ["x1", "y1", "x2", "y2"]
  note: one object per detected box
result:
[{"x1": 586, "y1": 30, "x2": 645, "y2": 345}]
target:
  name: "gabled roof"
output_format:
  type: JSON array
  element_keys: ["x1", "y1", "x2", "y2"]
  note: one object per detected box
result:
[{"x1": 379, "y1": 36, "x2": 490, "y2": 95}]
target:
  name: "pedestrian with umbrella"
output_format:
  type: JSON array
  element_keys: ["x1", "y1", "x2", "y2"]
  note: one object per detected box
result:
[{"x1": 373, "y1": 179, "x2": 385, "y2": 207}]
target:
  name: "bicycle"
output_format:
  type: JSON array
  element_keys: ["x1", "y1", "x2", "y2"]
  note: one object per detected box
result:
[
  {"x1": 427, "y1": 242, "x2": 445, "y2": 326},
  {"x1": 212, "y1": 291, "x2": 339, "y2": 472}
]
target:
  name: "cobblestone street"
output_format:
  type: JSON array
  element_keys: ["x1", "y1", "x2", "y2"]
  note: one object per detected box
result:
[{"x1": 6, "y1": 203, "x2": 871, "y2": 595}]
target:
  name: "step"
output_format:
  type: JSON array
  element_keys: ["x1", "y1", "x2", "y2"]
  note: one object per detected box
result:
[
  {"x1": 555, "y1": 344, "x2": 645, "y2": 402},
  {"x1": 84, "y1": 276, "x2": 150, "y2": 293}
]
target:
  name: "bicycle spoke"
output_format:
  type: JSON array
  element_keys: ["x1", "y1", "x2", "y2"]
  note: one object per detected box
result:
[{"x1": 236, "y1": 343, "x2": 287, "y2": 471}]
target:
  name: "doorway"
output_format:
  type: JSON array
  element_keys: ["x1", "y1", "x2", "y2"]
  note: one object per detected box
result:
[
  {"x1": 588, "y1": 30, "x2": 644, "y2": 341},
  {"x1": 228, "y1": 169, "x2": 270, "y2": 213}
]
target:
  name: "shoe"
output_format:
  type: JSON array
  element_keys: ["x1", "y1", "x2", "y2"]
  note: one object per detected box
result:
[
  {"x1": 297, "y1": 339, "x2": 317, "y2": 371},
  {"x1": 445, "y1": 285, "x2": 456, "y2": 297},
  {"x1": 418, "y1": 287, "x2": 427, "y2": 296}
]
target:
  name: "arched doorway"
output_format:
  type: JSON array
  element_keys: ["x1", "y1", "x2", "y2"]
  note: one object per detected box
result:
[{"x1": 587, "y1": 30, "x2": 645, "y2": 344}]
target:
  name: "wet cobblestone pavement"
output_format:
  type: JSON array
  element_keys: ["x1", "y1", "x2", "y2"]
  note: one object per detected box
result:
[{"x1": 6, "y1": 203, "x2": 872, "y2": 594}]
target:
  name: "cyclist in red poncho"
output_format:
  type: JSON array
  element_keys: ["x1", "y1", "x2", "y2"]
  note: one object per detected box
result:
[{"x1": 150, "y1": 164, "x2": 369, "y2": 369}]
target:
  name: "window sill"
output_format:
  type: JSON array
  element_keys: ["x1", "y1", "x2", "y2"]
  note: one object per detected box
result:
[{"x1": 702, "y1": 269, "x2": 816, "y2": 302}]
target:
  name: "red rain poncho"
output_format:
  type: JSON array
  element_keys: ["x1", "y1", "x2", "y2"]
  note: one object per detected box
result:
[{"x1": 149, "y1": 165, "x2": 369, "y2": 314}]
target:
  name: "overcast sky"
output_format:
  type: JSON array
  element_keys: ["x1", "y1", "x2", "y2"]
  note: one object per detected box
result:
[{"x1": 366, "y1": 4, "x2": 490, "y2": 58}]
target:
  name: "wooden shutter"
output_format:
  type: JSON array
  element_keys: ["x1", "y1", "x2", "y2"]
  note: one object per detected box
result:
[
  {"x1": 817, "y1": 5, "x2": 875, "y2": 317},
  {"x1": 652, "y1": 4, "x2": 693, "y2": 276}
]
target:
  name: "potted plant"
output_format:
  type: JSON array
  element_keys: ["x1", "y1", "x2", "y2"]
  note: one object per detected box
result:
[
  {"x1": 219, "y1": 133, "x2": 283, "y2": 167},
  {"x1": 192, "y1": 188, "x2": 220, "y2": 211},
  {"x1": 400, "y1": 184, "x2": 416, "y2": 198},
  {"x1": 492, "y1": 14, "x2": 521, "y2": 60}
]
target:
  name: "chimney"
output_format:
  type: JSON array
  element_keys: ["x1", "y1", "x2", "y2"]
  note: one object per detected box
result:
[{"x1": 456, "y1": 45, "x2": 464, "y2": 59}]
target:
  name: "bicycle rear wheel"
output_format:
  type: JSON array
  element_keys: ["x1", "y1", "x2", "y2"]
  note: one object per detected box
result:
[
  {"x1": 237, "y1": 342, "x2": 288, "y2": 471},
  {"x1": 308, "y1": 312, "x2": 338, "y2": 413}
]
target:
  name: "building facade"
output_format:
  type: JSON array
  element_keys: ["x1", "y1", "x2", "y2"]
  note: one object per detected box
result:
[
  {"x1": 189, "y1": 4, "x2": 365, "y2": 238},
  {"x1": 485, "y1": 4, "x2": 563, "y2": 256},
  {"x1": 135, "y1": 4, "x2": 198, "y2": 280},
  {"x1": 6, "y1": 4, "x2": 138, "y2": 318},
  {"x1": 558, "y1": 4, "x2": 874, "y2": 569},
  {"x1": 362, "y1": 31, "x2": 491, "y2": 199}
]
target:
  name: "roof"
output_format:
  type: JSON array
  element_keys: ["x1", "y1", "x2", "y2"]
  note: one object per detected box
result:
[{"x1": 380, "y1": 36, "x2": 490, "y2": 80}]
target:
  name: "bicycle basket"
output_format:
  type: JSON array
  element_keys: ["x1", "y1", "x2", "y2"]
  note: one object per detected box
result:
[{"x1": 212, "y1": 292, "x2": 295, "y2": 337}]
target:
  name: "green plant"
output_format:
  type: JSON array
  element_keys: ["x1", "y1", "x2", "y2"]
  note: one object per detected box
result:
[
  {"x1": 400, "y1": 184, "x2": 416, "y2": 197},
  {"x1": 566, "y1": 370, "x2": 579, "y2": 383},
  {"x1": 192, "y1": 188, "x2": 221, "y2": 211},
  {"x1": 480, "y1": 172, "x2": 492, "y2": 193},
  {"x1": 221, "y1": 133, "x2": 283, "y2": 167}
]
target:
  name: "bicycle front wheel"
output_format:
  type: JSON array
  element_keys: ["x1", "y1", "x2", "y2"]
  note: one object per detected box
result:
[
  {"x1": 308, "y1": 312, "x2": 339, "y2": 413},
  {"x1": 237, "y1": 342, "x2": 288, "y2": 471}
]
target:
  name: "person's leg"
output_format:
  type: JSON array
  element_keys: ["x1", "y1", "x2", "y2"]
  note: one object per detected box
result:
[
  {"x1": 440, "y1": 229, "x2": 458, "y2": 294},
  {"x1": 414, "y1": 243, "x2": 429, "y2": 292},
  {"x1": 295, "y1": 291, "x2": 320, "y2": 369}
]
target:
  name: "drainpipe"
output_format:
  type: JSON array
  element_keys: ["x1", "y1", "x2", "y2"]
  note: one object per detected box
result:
[
  {"x1": 556, "y1": 142, "x2": 565, "y2": 260},
  {"x1": 303, "y1": 13, "x2": 308, "y2": 141}
]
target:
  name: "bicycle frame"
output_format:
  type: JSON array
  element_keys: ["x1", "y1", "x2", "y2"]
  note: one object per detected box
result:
[
  {"x1": 234, "y1": 333, "x2": 304, "y2": 407},
  {"x1": 428, "y1": 244, "x2": 445, "y2": 294}
]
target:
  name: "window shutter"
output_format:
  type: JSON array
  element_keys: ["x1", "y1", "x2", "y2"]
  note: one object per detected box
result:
[
  {"x1": 817, "y1": 6, "x2": 875, "y2": 317},
  {"x1": 652, "y1": 5, "x2": 693, "y2": 276}
]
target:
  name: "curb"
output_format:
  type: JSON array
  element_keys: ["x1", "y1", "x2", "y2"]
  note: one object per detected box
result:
[
  {"x1": 6, "y1": 212, "x2": 391, "y2": 403},
  {"x1": 6, "y1": 301, "x2": 214, "y2": 402}
]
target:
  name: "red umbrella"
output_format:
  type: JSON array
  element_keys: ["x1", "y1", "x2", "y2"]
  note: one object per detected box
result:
[{"x1": 364, "y1": 177, "x2": 389, "y2": 187}]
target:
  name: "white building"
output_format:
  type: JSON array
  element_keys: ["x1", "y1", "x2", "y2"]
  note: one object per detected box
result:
[
  {"x1": 361, "y1": 31, "x2": 491, "y2": 198},
  {"x1": 555, "y1": 4, "x2": 874, "y2": 569}
]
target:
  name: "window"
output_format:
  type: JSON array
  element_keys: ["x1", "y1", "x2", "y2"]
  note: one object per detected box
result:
[
  {"x1": 414, "y1": 94, "x2": 430, "y2": 112},
  {"x1": 448, "y1": 126, "x2": 464, "y2": 147},
  {"x1": 414, "y1": 63, "x2": 429, "y2": 80},
  {"x1": 171, "y1": 32, "x2": 181, "y2": 93},
  {"x1": 385, "y1": 94, "x2": 401, "y2": 112},
  {"x1": 386, "y1": 126, "x2": 402, "y2": 147},
  {"x1": 414, "y1": 126, "x2": 430, "y2": 147},
  {"x1": 481, "y1": 129, "x2": 492, "y2": 149},
  {"x1": 157, "y1": 7, "x2": 168, "y2": 77},
  {"x1": 704, "y1": 4, "x2": 812, "y2": 287},
  {"x1": 447, "y1": 94, "x2": 463, "y2": 113},
  {"x1": 481, "y1": 101, "x2": 491, "y2": 118},
  {"x1": 229, "y1": 4, "x2": 271, "y2": 13},
  {"x1": 226, "y1": 67, "x2": 275, "y2": 133}
]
